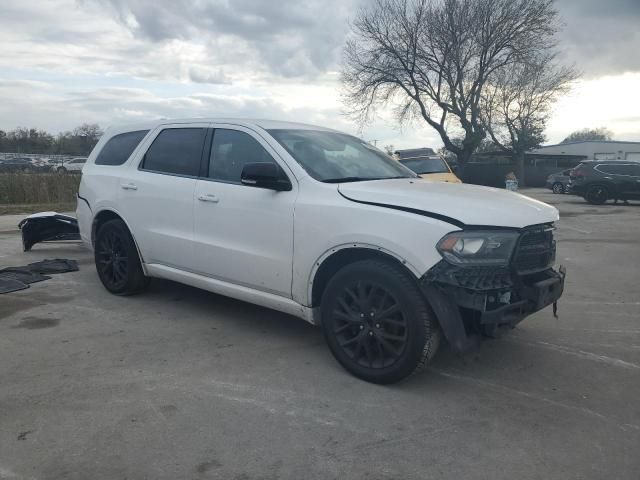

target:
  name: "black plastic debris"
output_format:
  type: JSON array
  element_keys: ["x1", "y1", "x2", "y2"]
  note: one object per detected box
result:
[
  {"x1": 0, "y1": 267, "x2": 51, "y2": 284},
  {"x1": 18, "y1": 212, "x2": 80, "y2": 252},
  {"x1": 27, "y1": 259, "x2": 78, "y2": 275},
  {"x1": 0, "y1": 259, "x2": 78, "y2": 294},
  {"x1": 0, "y1": 278, "x2": 29, "y2": 294}
]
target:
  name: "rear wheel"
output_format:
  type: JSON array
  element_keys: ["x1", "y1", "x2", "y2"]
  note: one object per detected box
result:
[
  {"x1": 552, "y1": 182, "x2": 564, "y2": 194},
  {"x1": 95, "y1": 219, "x2": 149, "y2": 295},
  {"x1": 321, "y1": 259, "x2": 440, "y2": 384},
  {"x1": 585, "y1": 184, "x2": 609, "y2": 205}
]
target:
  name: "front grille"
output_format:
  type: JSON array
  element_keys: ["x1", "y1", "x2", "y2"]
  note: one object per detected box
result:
[{"x1": 513, "y1": 226, "x2": 556, "y2": 274}]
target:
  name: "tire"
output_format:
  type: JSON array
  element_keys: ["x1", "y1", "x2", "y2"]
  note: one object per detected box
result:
[
  {"x1": 552, "y1": 182, "x2": 564, "y2": 194},
  {"x1": 585, "y1": 184, "x2": 609, "y2": 205},
  {"x1": 320, "y1": 259, "x2": 440, "y2": 384},
  {"x1": 94, "y1": 219, "x2": 149, "y2": 295}
]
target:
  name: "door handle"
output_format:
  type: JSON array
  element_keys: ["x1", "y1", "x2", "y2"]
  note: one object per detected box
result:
[
  {"x1": 197, "y1": 193, "x2": 220, "y2": 203},
  {"x1": 121, "y1": 183, "x2": 138, "y2": 191}
]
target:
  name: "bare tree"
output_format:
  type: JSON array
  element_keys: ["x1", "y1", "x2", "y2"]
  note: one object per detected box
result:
[
  {"x1": 481, "y1": 53, "x2": 577, "y2": 183},
  {"x1": 561, "y1": 127, "x2": 613, "y2": 144},
  {"x1": 342, "y1": 0, "x2": 561, "y2": 164}
]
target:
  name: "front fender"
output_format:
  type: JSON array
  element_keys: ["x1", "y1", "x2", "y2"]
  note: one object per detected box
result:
[{"x1": 304, "y1": 242, "x2": 422, "y2": 308}]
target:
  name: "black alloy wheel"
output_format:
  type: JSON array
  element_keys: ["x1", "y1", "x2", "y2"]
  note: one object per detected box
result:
[
  {"x1": 321, "y1": 259, "x2": 440, "y2": 384},
  {"x1": 332, "y1": 281, "x2": 408, "y2": 369},
  {"x1": 585, "y1": 185, "x2": 609, "y2": 205},
  {"x1": 97, "y1": 228, "x2": 129, "y2": 290},
  {"x1": 95, "y1": 219, "x2": 148, "y2": 295},
  {"x1": 552, "y1": 182, "x2": 564, "y2": 194}
]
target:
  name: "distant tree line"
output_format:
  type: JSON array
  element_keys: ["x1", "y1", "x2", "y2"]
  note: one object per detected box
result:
[
  {"x1": 561, "y1": 127, "x2": 613, "y2": 144},
  {"x1": 0, "y1": 124, "x2": 103, "y2": 156}
]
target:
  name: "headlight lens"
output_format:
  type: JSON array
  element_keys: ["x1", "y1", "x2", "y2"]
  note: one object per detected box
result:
[{"x1": 437, "y1": 230, "x2": 519, "y2": 267}]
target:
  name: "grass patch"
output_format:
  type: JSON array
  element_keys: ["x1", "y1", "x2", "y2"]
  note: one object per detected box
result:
[
  {"x1": 0, "y1": 173, "x2": 80, "y2": 207},
  {"x1": 0, "y1": 202, "x2": 76, "y2": 215}
]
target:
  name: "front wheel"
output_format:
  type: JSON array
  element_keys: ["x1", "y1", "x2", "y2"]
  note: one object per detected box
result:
[
  {"x1": 95, "y1": 219, "x2": 149, "y2": 295},
  {"x1": 552, "y1": 182, "x2": 564, "y2": 194},
  {"x1": 321, "y1": 259, "x2": 440, "y2": 384},
  {"x1": 585, "y1": 185, "x2": 609, "y2": 205}
]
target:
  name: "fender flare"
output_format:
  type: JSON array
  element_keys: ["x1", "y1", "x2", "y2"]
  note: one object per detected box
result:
[
  {"x1": 306, "y1": 242, "x2": 422, "y2": 307},
  {"x1": 92, "y1": 208, "x2": 149, "y2": 276}
]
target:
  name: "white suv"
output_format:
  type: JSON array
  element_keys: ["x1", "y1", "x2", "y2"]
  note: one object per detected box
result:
[{"x1": 77, "y1": 119, "x2": 565, "y2": 383}]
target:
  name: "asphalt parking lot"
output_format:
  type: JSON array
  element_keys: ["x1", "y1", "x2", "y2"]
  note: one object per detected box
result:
[{"x1": 1, "y1": 189, "x2": 638, "y2": 480}]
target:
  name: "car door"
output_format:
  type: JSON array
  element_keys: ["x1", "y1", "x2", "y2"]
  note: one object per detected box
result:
[
  {"x1": 193, "y1": 125, "x2": 296, "y2": 297},
  {"x1": 625, "y1": 163, "x2": 640, "y2": 198},
  {"x1": 120, "y1": 123, "x2": 208, "y2": 270},
  {"x1": 597, "y1": 163, "x2": 637, "y2": 197}
]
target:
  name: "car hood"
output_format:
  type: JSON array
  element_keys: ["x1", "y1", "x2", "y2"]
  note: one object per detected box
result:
[{"x1": 338, "y1": 179, "x2": 559, "y2": 229}]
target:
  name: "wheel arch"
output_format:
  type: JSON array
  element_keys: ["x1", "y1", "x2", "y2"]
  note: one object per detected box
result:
[
  {"x1": 92, "y1": 209, "x2": 148, "y2": 275},
  {"x1": 308, "y1": 244, "x2": 421, "y2": 308}
]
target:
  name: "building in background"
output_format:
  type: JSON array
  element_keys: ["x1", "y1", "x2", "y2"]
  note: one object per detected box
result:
[
  {"x1": 461, "y1": 152, "x2": 586, "y2": 188},
  {"x1": 533, "y1": 141, "x2": 640, "y2": 161}
]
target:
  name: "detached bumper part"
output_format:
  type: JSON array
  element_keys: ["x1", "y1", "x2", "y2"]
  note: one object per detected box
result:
[
  {"x1": 18, "y1": 212, "x2": 81, "y2": 251},
  {"x1": 420, "y1": 262, "x2": 566, "y2": 352}
]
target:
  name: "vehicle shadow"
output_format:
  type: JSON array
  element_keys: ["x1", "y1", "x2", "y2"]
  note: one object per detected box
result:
[{"x1": 143, "y1": 277, "x2": 322, "y2": 343}]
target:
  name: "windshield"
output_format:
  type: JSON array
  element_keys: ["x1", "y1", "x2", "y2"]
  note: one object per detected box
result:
[
  {"x1": 400, "y1": 157, "x2": 449, "y2": 174},
  {"x1": 268, "y1": 129, "x2": 415, "y2": 182}
]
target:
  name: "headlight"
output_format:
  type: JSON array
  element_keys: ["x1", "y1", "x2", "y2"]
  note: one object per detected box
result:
[{"x1": 437, "y1": 230, "x2": 519, "y2": 267}]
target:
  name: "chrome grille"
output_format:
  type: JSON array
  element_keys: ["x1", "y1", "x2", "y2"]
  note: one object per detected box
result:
[{"x1": 513, "y1": 226, "x2": 556, "y2": 274}]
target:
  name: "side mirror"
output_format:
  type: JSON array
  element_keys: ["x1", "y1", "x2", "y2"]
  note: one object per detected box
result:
[{"x1": 240, "y1": 162, "x2": 292, "y2": 191}]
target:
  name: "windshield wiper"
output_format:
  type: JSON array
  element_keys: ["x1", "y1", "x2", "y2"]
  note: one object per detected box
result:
[{"x1": 321, "y1": 176, "x2": 411, "y2": 184}]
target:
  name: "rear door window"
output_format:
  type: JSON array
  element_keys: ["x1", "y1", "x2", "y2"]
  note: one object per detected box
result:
[
  {"x1": 95, "y1": 130, "x2": 149, "y2": 166},
  {"x1": 142, "y1": 128, "x2": 206, "y2": 177}
]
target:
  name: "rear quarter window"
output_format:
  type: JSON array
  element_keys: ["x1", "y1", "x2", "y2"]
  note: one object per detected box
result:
[
  {"x1": 596, "y1": 164, "x2": 629, "y2": 175},
  {"x1": 95, "y1": 130, "x2": 149, "y2": 166}
]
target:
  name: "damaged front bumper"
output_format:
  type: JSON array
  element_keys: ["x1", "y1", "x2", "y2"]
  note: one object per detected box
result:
[
  {"x1": 18, "y1": 212, "x2": 81, "y2": 251},
  {"x1": 420, "y1": 261, "x2": 566, "y2": 353}
]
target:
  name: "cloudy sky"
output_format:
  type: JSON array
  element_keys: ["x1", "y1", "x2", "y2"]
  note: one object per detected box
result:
[{"x1": 1, "y1": 0, "x2": 639, "y2": 149}]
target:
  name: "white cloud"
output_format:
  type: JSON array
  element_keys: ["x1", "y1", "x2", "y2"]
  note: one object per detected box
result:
[
  {"x1": 546, "y1": 72, "x2": 640, "y2": 142},
  {"x1": 0, "y1": 0, "x2": 639, "y2": 152},
  {"x1": 188, "y1": 66, "x2": 231, "y2": 85}
]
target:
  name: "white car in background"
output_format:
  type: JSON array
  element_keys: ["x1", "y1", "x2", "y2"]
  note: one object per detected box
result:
[
  {"x1": 76, "y1": 118, "x2": 565, "y2": 383},
  {"x1": 57, "y1": 157, "x2": 87, "y2": 174}
]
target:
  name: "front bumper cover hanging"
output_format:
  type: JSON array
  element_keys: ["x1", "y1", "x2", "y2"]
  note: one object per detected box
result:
[
  {"x1": 18, "y1": 212, "x2": 81, "y2": 252},
  {"x1": 420, "y1": 261, "x2": 566, "y2": 353}
]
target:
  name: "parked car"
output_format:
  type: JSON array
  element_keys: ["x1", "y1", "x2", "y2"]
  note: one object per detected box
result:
[
  {"x1": 569, "y1": 160, "x2": 640, "y2": 204},
  {"x1": 57, "y1": 157, "x2": 87, "y2": 174},
  {"x1": 545, "y1": 169, "x2": 571, "y2": 194},
  {"x1": 0, "y1": 157, "x2": 34, "y2": 172},
  {"x1": 77, "y1": 119, "x2": 565, "y2": 383},
  {"x1": 395, "y1": 149, "x2": 461, "y2": 183}
]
